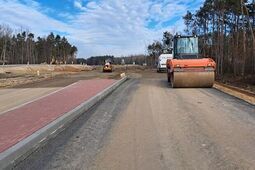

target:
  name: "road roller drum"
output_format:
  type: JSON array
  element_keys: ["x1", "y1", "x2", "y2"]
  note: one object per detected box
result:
[{"x1": 171, "y1": 71, "x2": 215, "y2": 88}]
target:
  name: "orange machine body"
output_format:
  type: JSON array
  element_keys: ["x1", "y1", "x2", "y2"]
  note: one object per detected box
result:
[
  {"x1": 167, "y1": 58, "x2": 216, "y2": 72},
  {"x1": 166, "y1": 57, "x2": 216, "y2": 88}
]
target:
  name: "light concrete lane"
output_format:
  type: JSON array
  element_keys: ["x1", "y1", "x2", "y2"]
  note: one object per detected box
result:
[
  {"x1": 0, "y1": 88, "x2": 59, "y2": 114},
  {"x1": 93, "y1": 75, "x2": 255, "y2": 170}
]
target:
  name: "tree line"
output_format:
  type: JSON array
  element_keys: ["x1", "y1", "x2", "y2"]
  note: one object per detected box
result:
[
  {"x1": 147, "y1": 31, "x2": 173, "y2": 66},
  {"x1": 0, "y1": 24, "x2": 77, "y2": 65},
  {"x1": 86, "y1": 55, "x2": 114, "y2": 65},
  {"x1": 80, "y1": 54, "x2": 147, "y2": 66},
  {"x1": 183, "y1": 0, "x2": 254, "y2": 77},
  {"x1": 147, "y1": 0, "x2": 255, "y2": 78},
  {"x1": 114, "y1": 54, "x2": 147, "y2": 65}
]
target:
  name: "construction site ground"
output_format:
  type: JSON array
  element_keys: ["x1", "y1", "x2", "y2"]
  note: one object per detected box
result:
[
  {"x1": 0, "y1": 64, "x2": 93, "y2": 88},
  {"x1": 4, "y1": 69, "x2": 253, "y2": 170}
]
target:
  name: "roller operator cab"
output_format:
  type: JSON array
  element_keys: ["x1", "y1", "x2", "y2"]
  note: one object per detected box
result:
[
  {"x1": 157, "y1": 53, "x2": 173, "y2": 72},
  {"x1": 166, "y1": 35, "x2": 216, "y2": 88}
]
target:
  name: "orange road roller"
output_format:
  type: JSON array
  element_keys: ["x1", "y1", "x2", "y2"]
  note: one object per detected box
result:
[{"x1": 167, "y1": 35, "x2": 216, "y2": 88}]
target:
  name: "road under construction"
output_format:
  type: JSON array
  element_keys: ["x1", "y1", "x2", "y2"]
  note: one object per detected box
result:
[{"x1": 0, "y1": 69, "x2": 252, "y2": 170}]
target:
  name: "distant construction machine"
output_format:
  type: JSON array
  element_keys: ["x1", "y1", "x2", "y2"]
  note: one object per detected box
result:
[
  {"x1": 103, "y1": 59, "x2": 113, "y2": 72},
  {"x1": 166, "y1": 35, "x2": 216, "y2": 88}
]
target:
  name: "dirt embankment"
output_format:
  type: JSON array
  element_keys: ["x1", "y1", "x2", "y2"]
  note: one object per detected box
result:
[
  {"x1": 0, "y1": 64, "x2": 92, "y2": 88},
  {"x1": 217, "y1": 74, "x2": 255, "y2": 93}
]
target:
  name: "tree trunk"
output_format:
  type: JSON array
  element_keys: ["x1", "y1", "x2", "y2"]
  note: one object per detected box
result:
[{"x1": 241, "y1": 0, "x2": 246, "y2": 77}]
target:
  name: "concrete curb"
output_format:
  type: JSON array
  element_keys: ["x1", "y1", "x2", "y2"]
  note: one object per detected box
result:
[{"x1": 0, "y1": 77, "x2": 127, "y2": 170}]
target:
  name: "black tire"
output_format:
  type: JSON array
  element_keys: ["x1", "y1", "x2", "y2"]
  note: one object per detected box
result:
[
  {"x1": 167, "y1": 69, "x2": 170, "y2": 82},
  {"x1": 170, "y1": 73, "x2": 174, "y2": 88},
  {"x1": 167, "y1": 75, "x2": 170, "y2": 82}
]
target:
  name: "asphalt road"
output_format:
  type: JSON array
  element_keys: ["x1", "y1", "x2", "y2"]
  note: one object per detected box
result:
[{"x1": 14, "y1": 71, "x2": 255, "y2": 170}]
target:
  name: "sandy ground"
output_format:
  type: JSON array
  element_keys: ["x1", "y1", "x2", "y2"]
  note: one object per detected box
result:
[
  {"x1": 0, "y1": 65, "x2": 92, "y2": 74},
  {"x1": 0, "y1": 64, "x2": 92, "y2": 88},
  {"x1": 15, "y1": 71, "x2": 255, "y2": 170}
]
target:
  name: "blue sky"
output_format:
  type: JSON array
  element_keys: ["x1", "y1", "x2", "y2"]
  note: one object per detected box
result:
[{"x1": 0, "y1": 0, "x2": 203, "y2": 58}]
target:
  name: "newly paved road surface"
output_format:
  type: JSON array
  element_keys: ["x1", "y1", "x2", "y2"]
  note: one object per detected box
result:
[
  {"x1": 0, "y1": 79, "x2": 115, "y2": 153},
  {"x1": 0, "y1": 88, "x2": 59, "y2": 114},
  {"x1": 15, "y1": 71, "x2": 255, "y2": 170},
  {"x1": 0, "y1": 70, "x2": 119, "y2": 114}
]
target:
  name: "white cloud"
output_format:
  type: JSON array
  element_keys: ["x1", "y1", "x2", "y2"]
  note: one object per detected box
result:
[
  {"x1": 73, "y1": 0, "x2": 84, "y2": 10},
  {"x1": 0, "y1": 0, "x2": 203, "y2": 58},
  {"x1": 0, "y1": 0, "x2": 74, "y2": 35},
  {"x1": 86, "y1": 1, "x2": 98, "y2": 9}
]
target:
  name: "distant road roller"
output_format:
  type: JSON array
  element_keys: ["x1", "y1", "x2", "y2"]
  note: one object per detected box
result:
[
  {"x1": 167, "y1": 35, "x2": 216, "y2": 88},
  {"x1": 103, "y1": 62, "x2": 113, "y2": 72}
]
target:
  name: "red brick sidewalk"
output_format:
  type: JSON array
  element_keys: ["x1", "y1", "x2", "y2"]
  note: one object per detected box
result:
[{"x1": 0, "y1": 79, "x2": 116, "y2": 153}]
